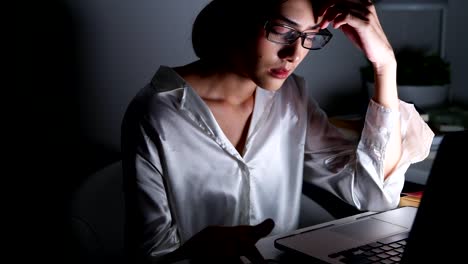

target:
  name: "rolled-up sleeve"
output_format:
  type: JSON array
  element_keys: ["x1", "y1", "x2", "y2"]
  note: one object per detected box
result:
[{"x1": 304, "y1": 99, "x2": 434, "y2": 212}]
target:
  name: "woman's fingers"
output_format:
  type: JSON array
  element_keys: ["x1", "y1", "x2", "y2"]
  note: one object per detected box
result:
[
  {"x1": 340, "y1": 24, "x2": 364, "y2": 47},
  {"x1": 250, "y1": 218, "x2": 275, "y2": 240},
  {"x1": 319, "y1": 5, "x2": 342, "y2": 29},
  {"x1": 236, "y1": 219, "x2": 274, "y2": 263},
  {"x1": 242, "y1": 219, "x2": 275, "y2": 263},
  {"x1": 319, "y1": 0, "x2": 373, "y2": 29},
  {"x1": 182, "y1": 219, "x2": 275, "y2": 262},
  {"x1": 332, "y1": 10, "x2": 370, "y2": 29}
]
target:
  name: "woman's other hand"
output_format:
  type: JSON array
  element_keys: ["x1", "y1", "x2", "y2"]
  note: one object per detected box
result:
[{"x1": 162, "y1": 218, "x2": 275, "y2": 264}]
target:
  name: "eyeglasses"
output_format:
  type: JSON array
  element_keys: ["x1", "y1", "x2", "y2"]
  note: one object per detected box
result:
[{"x1": 264, "y1": 21, "x2": 333, "y2": 50}]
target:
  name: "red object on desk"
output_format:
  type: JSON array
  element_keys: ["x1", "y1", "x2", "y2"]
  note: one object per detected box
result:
[
  {"x1": 401, "y1": 191, "x2": 424, "y2": 198},
  {"x1": 399, "y1": 191, "x2": 424, "y2": 207}
]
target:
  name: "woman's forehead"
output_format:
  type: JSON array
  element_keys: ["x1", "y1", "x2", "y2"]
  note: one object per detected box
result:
[{"x1": 271, "y1": 0, "x2": 318, "y2": 27}]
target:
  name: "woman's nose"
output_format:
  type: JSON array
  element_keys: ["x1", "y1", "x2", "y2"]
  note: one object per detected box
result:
[{"x1": 278, "y1": 38, "x2": 305, "y2": 62}]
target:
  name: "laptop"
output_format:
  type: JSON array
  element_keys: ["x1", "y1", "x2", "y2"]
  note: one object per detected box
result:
[{"x1": 274, "y1": 130, "x2": 467, "y2": 263}]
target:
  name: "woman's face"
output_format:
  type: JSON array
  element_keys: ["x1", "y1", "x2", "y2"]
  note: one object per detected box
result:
[{"x1": 240, "y1": 0, "x2": 319, "y2": 91}]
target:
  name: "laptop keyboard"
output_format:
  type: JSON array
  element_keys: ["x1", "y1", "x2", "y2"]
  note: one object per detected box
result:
[{"x1": 328, "y1": 232, "x2": 409, "y2": 264}]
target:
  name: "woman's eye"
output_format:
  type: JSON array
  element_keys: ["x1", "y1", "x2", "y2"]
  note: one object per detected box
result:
[
  {"x1": 305, "y1": 34, "x2": 316, "y2": 41},
  {"x1": 271, "y1": 25, "x2": 292, "y2": 34}
]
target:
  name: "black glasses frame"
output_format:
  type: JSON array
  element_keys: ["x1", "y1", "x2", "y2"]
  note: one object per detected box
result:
[{"x1": 264, "y1": 21, "x2": 333, "y2": 50}]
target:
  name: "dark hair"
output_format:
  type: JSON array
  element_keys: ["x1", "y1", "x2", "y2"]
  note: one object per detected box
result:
[
  {"x1": 191, "y1": 0, "x2": 282, "y2": 62},
  {"x1": 191, "y1": 0, "x2": 325, "y2": 63}
]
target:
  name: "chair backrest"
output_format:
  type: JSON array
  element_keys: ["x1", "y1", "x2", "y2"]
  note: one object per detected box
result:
[{"x1": 69, "y1": 160, "x2": 125, "y2": 264}]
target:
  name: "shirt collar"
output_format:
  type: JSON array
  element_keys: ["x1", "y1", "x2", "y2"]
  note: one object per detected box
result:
[
  {"x1": 149, "y1": 65, "x2": 280, "y2": 159},
  {"x1": 150, "y1": 65, "x2": 206, "y2": 111},
  {"x1": 151, "y1": 65, "x2": 186, "y2": 91}
]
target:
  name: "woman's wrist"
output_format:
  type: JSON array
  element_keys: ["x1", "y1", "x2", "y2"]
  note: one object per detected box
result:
[
  {"x1": 372, "y1": 58, "x2": 399, "y2": 110},
  {"x1": 373, "y1": 55, "x2": 396, "y2": 78}
]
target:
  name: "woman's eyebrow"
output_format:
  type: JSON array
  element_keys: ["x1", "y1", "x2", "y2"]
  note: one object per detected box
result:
[{"x1": 275, "y1": 14, "x2": 320, "y2": 30}]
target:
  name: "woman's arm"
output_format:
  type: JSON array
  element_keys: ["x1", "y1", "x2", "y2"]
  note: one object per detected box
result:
[
  {"x1": 121, "y1": 115, "x2": 181, "y2": 263},
  {"x1": 318, "y1": 0, "x2": 402, "y2": 178},
  {"x1": 298, "y1": 76, "x2": 433, "y2": 212}
]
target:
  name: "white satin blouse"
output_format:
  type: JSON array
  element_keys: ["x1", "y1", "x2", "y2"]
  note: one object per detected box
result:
[{"x1": 121, "y1": 66, "x2": 434, "y2": 260}]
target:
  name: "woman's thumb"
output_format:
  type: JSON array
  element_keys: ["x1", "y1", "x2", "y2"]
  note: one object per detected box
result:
[{"x1": 252, "y1": 218, "x2": 275, "y2": 239}]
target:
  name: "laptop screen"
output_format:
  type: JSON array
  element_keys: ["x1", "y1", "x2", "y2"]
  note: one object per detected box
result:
[{"x1": 402, "y1": 131, "x2": 467, "y2": 263}]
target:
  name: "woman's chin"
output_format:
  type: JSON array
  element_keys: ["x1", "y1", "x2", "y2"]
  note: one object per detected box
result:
[
  {"x1": 249, "y1": 70, "x2": 291, "y2": 91},
  {"x1": 257, "y1": 78, "x2": 287, "y2": 91}
]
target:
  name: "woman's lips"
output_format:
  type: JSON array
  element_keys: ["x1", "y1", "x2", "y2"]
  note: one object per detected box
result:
[{"x1": 269, "y1": 68, "x2": 290, "y2": 79}]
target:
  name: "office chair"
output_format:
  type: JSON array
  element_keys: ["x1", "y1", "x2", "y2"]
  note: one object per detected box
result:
[
  {"x1": 69, "y1": 160, "x2": 125, "y2": 264},
  {"x1": 67, "y1": 158, "x2": 340, "y2": 263}
]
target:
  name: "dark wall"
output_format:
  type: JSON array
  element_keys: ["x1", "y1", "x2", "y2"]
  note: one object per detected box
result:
[{"x1": 14, "y1": 1, "x2": 93, "y2": 263}]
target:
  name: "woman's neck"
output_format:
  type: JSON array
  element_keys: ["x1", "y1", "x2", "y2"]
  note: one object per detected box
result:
[{"x1": 174, "y1": 60, "x2": 257, "y2": 106}]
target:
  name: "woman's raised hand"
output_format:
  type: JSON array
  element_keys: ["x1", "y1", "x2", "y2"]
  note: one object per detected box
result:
[{"x1": 318, "y1": 0, "x2": 395, "y2": 71}]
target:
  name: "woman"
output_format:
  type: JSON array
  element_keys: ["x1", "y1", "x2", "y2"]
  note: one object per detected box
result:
[{"x1": 121, "y1": 0, "x2": 434, "y2": 263}]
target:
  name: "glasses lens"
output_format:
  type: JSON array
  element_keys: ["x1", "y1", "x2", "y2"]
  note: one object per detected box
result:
[
  {"x1": 303, "y1": 33, "x2": 332, "y2": 50},
  {"x1": 265, "y1": 22, "x2": 332, "y2": 50},
  {"x1": 267, "y1": 25, "x2": 299, "y2": 45}
]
